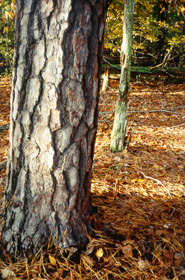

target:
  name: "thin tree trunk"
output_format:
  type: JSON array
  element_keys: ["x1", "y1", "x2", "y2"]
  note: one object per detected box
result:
[
  {"x1": 178, "y1": 24, "x2": 183, "y2": 68},
  {"x1": 2, "y1": 0, "x2": 109, "y2": 253},
  {"x1": 102, "y1": 65, "x2": 110, "y2": 92},
  {"x1": 110, "y1": 0, "x2": 135, "y2": 152}
]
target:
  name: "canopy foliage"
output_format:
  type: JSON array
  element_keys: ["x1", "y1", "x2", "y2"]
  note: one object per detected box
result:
[
  {"x1": 105, "y1": 0, "x2": 185, "y2": 67},
  {"x1": 0, "y1": 0, "x2": 15, "y2": 73},
  {"x1": 0, "y1": 0, "x2": 185, "y2": 72}
]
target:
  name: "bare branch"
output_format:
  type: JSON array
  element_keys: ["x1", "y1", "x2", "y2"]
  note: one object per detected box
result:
[{"x1": 139, "y1": 171, "x2": 173, "y2": 200}]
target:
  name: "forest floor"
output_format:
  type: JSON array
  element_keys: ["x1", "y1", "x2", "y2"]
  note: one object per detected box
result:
[{"x1": 0, "y1": 77, "x2": 185, "y2": 279}]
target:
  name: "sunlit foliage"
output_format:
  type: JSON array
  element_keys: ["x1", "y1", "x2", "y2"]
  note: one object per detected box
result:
[
  {"x1": 105, "y1": 0, "x2": 185, "y2": 67},
  {"x1": 0, "y1": 0, "x2": 15, "y2": 73}
]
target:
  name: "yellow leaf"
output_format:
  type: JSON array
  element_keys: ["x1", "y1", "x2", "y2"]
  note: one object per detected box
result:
[
  {"x1": 5, "y1": 11, "x2": 9, "y2": 20},
  {"x1": 5, "y1": 11, "x2": 14, "y2": 20},
  {"x1": 131, "y1": 178, "x2": 145, "y2": 183},
  {"x1": 2, "y1": 4, "x2": 9, "y2": 10},
  {"x1": 11, "y1": 2, "x2": 16, "y2": 12},
  {"x1": 182, "y1": 36, "x2": 185, "y2": 43},
  {"x1": 49, "y1": 255, "x2": 57, "y2": 266},
  {"x1": 96, "y1": 248, "x2": 104, "y2": 259},
  {"x1": 153, "y1": 164, "x2": 160, "y2": 170},
  {"x1": 7, "y1": 11, "x2": 14, "y2": 19},
  {"x1": 3, "y1": 27, "x2": 9, "y2": 34}
]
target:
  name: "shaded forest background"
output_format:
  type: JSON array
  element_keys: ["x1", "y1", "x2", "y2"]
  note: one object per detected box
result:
[{"x1": 0, "y1": 0, "x2": 185, "y2": 74}]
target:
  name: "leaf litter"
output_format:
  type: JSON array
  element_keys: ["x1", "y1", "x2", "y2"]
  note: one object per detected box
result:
[{"x1": 0, "y1": 77, "x2": 185, "y2": 279}]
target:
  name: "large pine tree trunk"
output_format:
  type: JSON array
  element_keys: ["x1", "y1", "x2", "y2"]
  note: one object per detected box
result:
[
  {"x1": 110, "y1": 0, "x2": 135, "y2": 152},
  {"x1": 2, "y1": 0, "x2": 109, "y2": 253}
]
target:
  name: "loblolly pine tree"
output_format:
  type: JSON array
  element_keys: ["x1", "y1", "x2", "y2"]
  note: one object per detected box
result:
[{"x1": 2, "y1": 0, "x2": 111, "y2": 254}]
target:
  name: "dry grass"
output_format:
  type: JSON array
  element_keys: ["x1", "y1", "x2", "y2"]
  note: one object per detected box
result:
[{"x1": 0, "y1": 77, "x2": 185, "y2": 279}]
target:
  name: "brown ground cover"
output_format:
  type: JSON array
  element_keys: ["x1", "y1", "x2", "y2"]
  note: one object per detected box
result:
[{"x1": 0, "y1": 77, "x2": 185, "y2": 279}]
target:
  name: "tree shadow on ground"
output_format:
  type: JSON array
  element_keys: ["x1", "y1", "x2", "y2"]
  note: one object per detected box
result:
[{"x1": 91, "y1": 187, "x2": 185, "y2": 279}]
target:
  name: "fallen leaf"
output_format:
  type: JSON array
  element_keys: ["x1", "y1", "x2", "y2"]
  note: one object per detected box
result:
[
  {"x1": 1, "y1": 267, "x2": 15, "y2": 279},
  {"x1": 122, "y1": 239, "x2": 135, "y2": 245},
  {"x1": 163, "y1": 252, "x2": 172, "y2": 262},
  {"x1": 137, "y1": 258, "x2": 146, "y2": 270},
  {"x1": 137, "y1": 258, "x2": 151, "y2": 270},
  {"x1": 121, "y1": 244, "x2": 133, "y2": 258},
  {"x1": 49, "y1": 255, "x2": 57, "y2": 266},
  {"x1": 173, "y1": 252, "x2": 184, "y2": 266},
  {"x1": 96, "y1": 248, "x2": 104, "y2": 259}
]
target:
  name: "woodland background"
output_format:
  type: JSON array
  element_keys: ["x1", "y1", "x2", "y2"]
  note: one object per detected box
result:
[
  {"x1": 0, "y1": 0, "x2": 185, "y2": 279},
  {"x1": 1, "y1": 0, "x2": 185, "y2": 73}
]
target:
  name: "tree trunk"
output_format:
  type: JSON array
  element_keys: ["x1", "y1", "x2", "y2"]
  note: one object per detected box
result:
[
  {"x1": 102, "y1": 65, "x2": 110, "y2": 92},
  {"x1": 2, "y1": 0, "x2": 109, "y2": 254},
  {"x1": 110, "y1": 0, "x2": 135, "y2": 152},
  {"x1": 152, "y1": 0, "x2": 168, "y2": 64}
]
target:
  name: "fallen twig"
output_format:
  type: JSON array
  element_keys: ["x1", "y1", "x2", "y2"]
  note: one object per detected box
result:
[
  {"x1": 0, "y1": 160, "x2": 7, "y2": 170},
  {"x1": 0, "y1": 123, "x2": 9, "y2": 131},
  {"x1": 139, "y1": 171, "x2": 173, "y2": 200},
  {"x1": 127, "y1": 109, "x2": 184, "y2": 115},
  {"x1": 99, "y1": 106, "x2": 185, "y2": 116},
  {"x1": 99, "y1": 110, "x2": 114, "y2": 115},
  {"x1": 169, "y1": 122, "x2": 185, "y2": 128}
]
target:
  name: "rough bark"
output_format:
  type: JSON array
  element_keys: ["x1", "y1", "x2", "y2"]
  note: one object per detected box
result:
[
  {"x1": 2, "y1": 0, "x2": 109, "y2": 253},
  {"x1": 110, "y1": 0, "x2": 135, "y2": 152}
]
